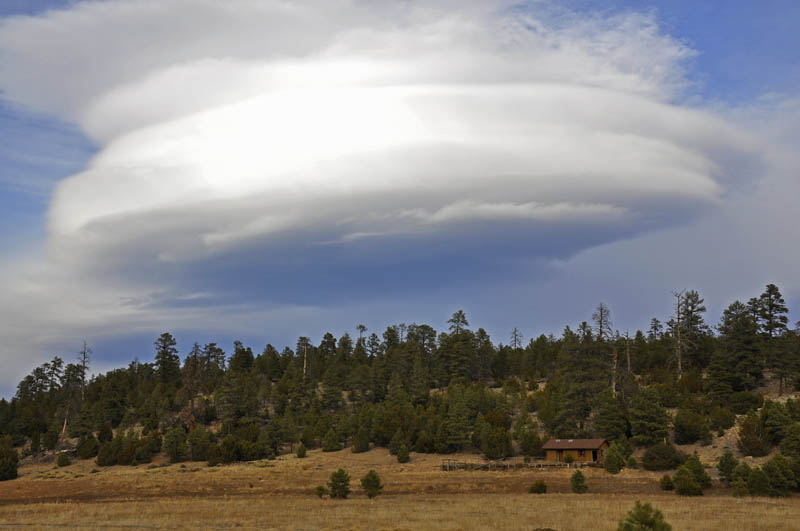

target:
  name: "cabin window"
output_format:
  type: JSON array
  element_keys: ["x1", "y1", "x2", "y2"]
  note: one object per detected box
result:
[{"x1": 578, "y1": 450, "x2": 585, "y2": 457}]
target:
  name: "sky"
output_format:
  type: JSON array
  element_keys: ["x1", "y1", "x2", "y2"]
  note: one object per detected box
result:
[{"x1": 0, "y1": 0, "x2": 799, "y2": 397}]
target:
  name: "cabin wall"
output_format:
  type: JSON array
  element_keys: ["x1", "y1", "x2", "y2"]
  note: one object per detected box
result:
[{"x1": 545, "y1": 443, "x2": 608, "y2": 463}]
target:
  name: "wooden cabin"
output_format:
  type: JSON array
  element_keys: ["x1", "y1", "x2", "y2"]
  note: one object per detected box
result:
[{"x1": 542, "y1": 438, "x2": 608, "y2": 463}]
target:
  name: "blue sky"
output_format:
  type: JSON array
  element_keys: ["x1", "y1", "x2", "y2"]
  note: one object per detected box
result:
[{"x1": 0, "y1": 0, "x2": 798, "y2": 397}]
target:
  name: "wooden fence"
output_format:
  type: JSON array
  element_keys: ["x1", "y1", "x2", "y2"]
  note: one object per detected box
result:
[{"x1": 440, "y1": 459, "x2": 600, "y2": 471}]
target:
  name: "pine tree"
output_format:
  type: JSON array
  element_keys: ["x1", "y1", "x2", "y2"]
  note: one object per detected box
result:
[
  {"x1": 154, "y1": 333, "x2": 181, "y2": 386},
  {"x1": 360, "y1": 469, "x2": 383, "y2": 498},
  {"x1": 617, "y1": 501, "x2": 672, "y2": 531},
  {"x1": 570, "y1": 470, "x2": 588, "y2": 493},
  {"x1": 328, "y1": 468, "x2": 351, "y2": 499},
  {"x1": 629, "y1": 389, "x2": 669, "y2": 446}
]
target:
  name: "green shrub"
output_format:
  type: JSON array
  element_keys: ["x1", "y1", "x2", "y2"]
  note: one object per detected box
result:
[
  {"x1": 76, "y1": 435, "x2": 99, "y2": 459},
  {"x1": 659, "y1": 474, "x2": 674, "y2": 491},
  {"x1": 56, "y1": 453, "x2": 71, "y2": 467},
  {"x1": 397, "y1": 444, "x2": 410, "y2": 463},
  {"x1": 709, "y1": 407, "x2": 736, "y2": 432},
  {"x1": 570, "y1": 470, "x2": 588, "y2": 493},
  {"x1": 187, "y1": 426, "x2": 215, "y2": 461},
  {"x1": 626, "y1": 456, "x2": 638, "y2": 469},
  {"x1": 163, "y1": 427, "x2": 189, "y2": 463},
  {"x1": 747, "y1": 467, "x2": 772, "y2": 496},
  {"x1": 617, "y1": 500, "x2": 672, "y2": 531},
  {"x1": 98, "y1": 422, "x2": 113, "y2": 443},
  {"x1": 779, "y1": 423, "x2": 800, "y2": 458},
  {"x1": 604, "y1": 442, "x2": 626, "y2": 474},
  {"x1": 642, "y1": 443, "x2": 685, "y2": 471},
  {"x1": 328, "y1": 468, "x2": 351, "y2": 499},
  {"x1": 717, "y1": 450, "x2": 738, "y2": 484},
  {"x1": 762, "y1": 455, "x2": 797, "y2": 497},
  {"x1": 352, "y1": 426, "x2": 370, "y2": 453},
  {"x1": 729, "y1": 392, "x2": 763, "y2": 415},
  {"x1": 360, "y1": 469, "x2": 383, "y2": 498},
  {"x1": 322, "y1": 429, "x2": 342, "y2": 452},
  {"x1": 682, "y1": 455, "x2": 711, "y2": 489},
  {"x1": 388, "y1": 429, "x2": 404, "y2": 456},
  {"x1": 0, "y1": 445, "x2": 19, "y2": 481},
  {"x1": 296, "y1": 443, "x2": 307, "y2": 458},
  {"x1": 674, "y1": 409, "x2": 708, "y2": 445},
  {"x1": 673, "y1": 466, "x2": 702, "y2": 496},
  {"x1": 529, "y1": 480, "x2": 547, "y2": 494},
  {"x1": 314, "y1": 485, "x2": 328, "y2": 498},
  {"x1": 564, "y1": 454, "x2": 574, "y2": 464}
]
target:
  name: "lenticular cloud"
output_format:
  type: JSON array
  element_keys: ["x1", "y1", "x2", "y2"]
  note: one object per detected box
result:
[{"x1": 0, "y1": 0, "x2": 754, "y2": 264}]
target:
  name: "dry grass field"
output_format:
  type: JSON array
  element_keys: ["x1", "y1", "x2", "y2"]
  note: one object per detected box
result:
[{"x1": 2, "y1": 448, "x2": 799, "y2": 529}]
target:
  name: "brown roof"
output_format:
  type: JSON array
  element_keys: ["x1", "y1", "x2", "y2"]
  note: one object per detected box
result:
[{"x1": 542, "y1": 438, "x2": 607, "y2": 450}]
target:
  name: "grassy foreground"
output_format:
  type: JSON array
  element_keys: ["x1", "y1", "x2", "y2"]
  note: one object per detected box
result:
[{"x1": 2, "y1": 449, "x2": 799, "y2": 529}]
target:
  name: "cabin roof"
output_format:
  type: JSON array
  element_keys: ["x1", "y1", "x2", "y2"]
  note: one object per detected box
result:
[{"x1": 541, "y1": 438, "x2": 607, "y2": 450}]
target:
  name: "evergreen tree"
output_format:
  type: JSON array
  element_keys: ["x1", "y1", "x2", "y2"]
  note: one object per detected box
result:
[
  {"x1": 570, "y1": 470, "x2": 588, "y2": 493},
  {"x1": 617, "y1": 501, "x2": 672, "y2": 531},
  {"x1": 0, "y1": 445, "x2": 18, "y2": 481},
  {"x1": 397, "y1": 443, "x2": 410, "y2": 463},
  {"x1": 629, "y1": 389, "x2": 669, "y2": 446},
  {"x1": 327, "y1": 468, "x2": 351, "y2": 499},
  {"x1": 360, "y1": 469, "x2": 383, "y2": 498},
  {"x1": 154, "y1": 333, "x2": 181, "y2": 386},
  {"x1": 717, "y1": 450, "x2": 738, "y2": 484}
]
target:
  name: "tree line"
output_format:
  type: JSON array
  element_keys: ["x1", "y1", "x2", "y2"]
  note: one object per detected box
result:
[{"x1": 1, "y1": 283, "x2": 800, "y2": 484}]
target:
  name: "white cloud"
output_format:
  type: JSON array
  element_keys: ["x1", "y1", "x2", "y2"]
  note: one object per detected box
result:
[{"x1": 0, "y1": 0, "x2": 770, "y2": 392}]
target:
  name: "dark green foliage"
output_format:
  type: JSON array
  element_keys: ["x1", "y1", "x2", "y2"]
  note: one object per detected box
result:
[
  {"x1": 296, "y1": 443, "x2": 307, "y2": 458},
  {"x1": 673, "y1": 409, "x2": 708, "y2": 445},
  {"x1": 594, "y1": 392, "x2": 628, "y2": 441},
  {"x1": 0, "y1": 445, "x2": 19, "y2": 481},
  {"x1": 708, "y1": 407, "x2": 736, "y2": 432},
  {"x1": 187, "y1": 425, "x2": 215, "y2": 461},
  {"x1": 76, "y1": 435, "x2": 99, "y2": 459},
  {"x1": 604, "y1": 442, "x2": 626, "y2": 474},
  {"x1": 570, "y1": 470, "x2": 588, "y2": 493},
  {"x1": 322, "y1": 428, "x2": 342, "y2": 452},
  {"x1": 682, "y1": 455, "x2": 711, "y2": 489},
  {"x1": 737, "y1": 412, "x2": 771, "y2": 457},
  {"x1": 659, "y1": 474, "x2": 673, "y2": 491},
  {"x1": 314, "y1": 485, "x2": 328, "y2": 498},
  {"x1": 219, "y1": 434, "x2": 240, "y2": 463},
  {"x1": 57, "y1": 453, "x2": 71, "y2": 467},
  {"x1": 397, "y1": 443, "x2": 410, "y2": 463},
  {"x1": 481, "y1": 427, "x2": 512, "y2": 460},
  {"x1": 717, "y1": 451, "x2": 738, "y2": 484},
  {"x1": 761, "y1": 455, "x2": 797, "y2": 496},
  {"x1": 728, "y1": 392, "x2": 763, "y2": 415},
  {"x1": 529, "y1": 480, "x2": 547, "y2": 494},
  {"x1": 617, "y1": 501, "x2": 672, "y2": 531},
  {"x1": 780, "y1": 423, "x2": 800, "y2": 458},
  {"x1": 642, "y1": 443, "x2": 685, "y2": 471},
  {"x1": 352, "y1": 425, "x2": 370, "y2": 453},
  {"x1": 163, "y1": 427, "x2": 188, "y2": 463},
  {"x1": 747, "y1": 467, "x2": 772, "y2": 496},
  {"x1": 360, "y1": 469, "x2": 383, "y2": 498},
  {"x1": 43, "y1": 430, "x2": 59, "y2": 451},
  {"x1": 388, "y1": 429, "x2": 403, "y2": 456},
  {"x1": 328, "y1": 468, "x2": 351, "y2": 499},
  {"x1": 626, "y1": 456, "x2": 638, "y2": 469},
  {"x1": 98, "y1": 422, "x2": 113, "y2": 444},
  {"x1": 673, "y1": 465, "x2": 702, "y2": 496},
  {"x1": 630, "y1": 389, "x2": 670, "y2": 446}
]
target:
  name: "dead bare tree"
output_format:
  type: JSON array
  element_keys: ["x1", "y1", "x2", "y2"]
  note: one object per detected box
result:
[
  {"x1": 592, "y1": 303, "x2": 613, "y2": 342},
  {"x1": 510, "y1": 327, "x2": 523, "y2": 349},
  {"x1": 672, "y1": 290, "x2": 686, "y2": 379},
  {"x1": 78, "y1": 341, "x2": 91, "y2": 403}
]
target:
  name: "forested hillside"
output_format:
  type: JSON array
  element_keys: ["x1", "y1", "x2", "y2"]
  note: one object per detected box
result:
[{"x1": 2, "y1": 284, "x2": 800, "y2": 481}]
